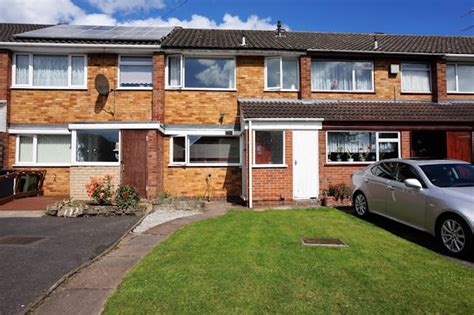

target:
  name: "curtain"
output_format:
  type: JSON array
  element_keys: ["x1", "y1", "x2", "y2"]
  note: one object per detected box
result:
[
  {"x1": 120, "y1": 65, "x2": 152, "y2": 87},
  {"x1": 19, "y1": 136, "x2": 33, "y2": 162},
  {"x1": 266, "y1": 58, "x2": 280, "y2": 88},
  {"x1": 457, "y1": 65, "x2": 474, "y2": 92},
  {"x1": 313, "y1": 61, "x2": 352, "y2": 90},
  {"x1": 327, "y1": 132, "x2": 376, "y2": 154},
  {"x1": 168, "y1": 56, "x2": 181, "y2": 86},
  {"x1": 37, "y1": 135, "x2": 71, "y2": 163},
  {"x1": 71, "y1": 56, "x2": 85, "y2": 86},
  {"x1": 447, "y1": 64, "x2": 456, "y2": 91},
  {"x1": 355, "y1": 68, "x2": 372, "y2": 90},
  {"x1": 33, "y1": 55, "x2": 68, "y2": 86},
  {"x1": 402, "y1": 64, "x2": 430, "y2": 92},
  {"x1": 15, "y1": 55, "x2": 29, "y2": 85},
  {"x1": 282, "y1": 59, "x2": 298, "y2": 90}
]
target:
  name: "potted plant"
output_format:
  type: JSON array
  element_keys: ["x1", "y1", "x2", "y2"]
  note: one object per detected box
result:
[
  {"x1": 336, "y1": 146, "x2": 344, "y2": 162},
  {"x1": 322, "y1": 183, "x2": 350, "y2": 207},
  {"x1": 347, "y1": 152, "x2": 354, "y2": 163}
]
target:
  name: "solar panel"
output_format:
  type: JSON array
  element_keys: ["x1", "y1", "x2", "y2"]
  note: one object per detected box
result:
[{"x1": 15, "y1": 25, "x2": 174, "y2": 41}]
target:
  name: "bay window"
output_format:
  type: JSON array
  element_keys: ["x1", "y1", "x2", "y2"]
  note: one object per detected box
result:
[
  {"x1": 401, "y1": 63, "x2": 431, "y2": 92},
  {"x1": 170, "y1": 136, "x2": 240, "y2": 165},
  {"x1": 265, "y1": 57, "x2": 299, "y2": 90},
  {"x1": 75, "y1": 130, "x2": 119, "y2": 164},
  {"x1": 166, "y1": 56, "x2": 236, "y2": 89},
  {"x1": 16, "y1": 134, "x2": 71, "y2": 165},
  {"x1": 118, "y1": 56, "x2": 153, "y2": 88},
  {"x1": 327, "y1": 131, "x2": 400, "y2": 163},
  {"x1": 254, "y1": 130, "x2": 285, "y2": 165},
  {"x1": 312, "y1": 60, "x2": 373, "y2": 92},
  {"x1": 447, "y1": 64, "x2": 474, "y2": 93},
  {"x1": 13, "y1": 54, "x2": 87, "y2": 88}
]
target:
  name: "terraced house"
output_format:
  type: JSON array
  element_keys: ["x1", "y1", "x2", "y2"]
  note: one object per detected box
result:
[{"x1": 0, "y1": 23, "x2": 473, "y2": 207}]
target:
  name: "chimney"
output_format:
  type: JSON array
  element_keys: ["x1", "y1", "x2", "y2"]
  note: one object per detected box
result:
[{"x1": 276, "y1": 21, "x2": 285, "y2": 37}]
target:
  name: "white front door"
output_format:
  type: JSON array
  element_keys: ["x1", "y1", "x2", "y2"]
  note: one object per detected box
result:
[{"x1": 293, "y1": 130, "x2": 319, "y2": 199}]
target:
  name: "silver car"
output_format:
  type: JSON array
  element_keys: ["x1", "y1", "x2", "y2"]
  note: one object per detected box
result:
[{"x1": 351, "y1": 159, "x2": 474, "y2": 258}]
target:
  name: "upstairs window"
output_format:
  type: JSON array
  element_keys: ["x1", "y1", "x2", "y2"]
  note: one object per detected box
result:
[
  {"x1": 166, "y1": 56, "x2": 236, "y2": 90},
  {"x1": 447, "y1": 64, "x2": 474, "y2": 93},
  {"x1": 118, "y1": 56, "x2": 153, "y2": 89},
  {"x1": 13, "y1": 54, "x2": 87, "y2": 88},
  {"x1": 265, "y1": 57, "x2": 299, "y2": 91},
  {"x1": 401, "y1": 63, "x2": 431, "y2": 92},
  {"x1": 312, "y1": 60, "x2": 373, "y2": 92}
]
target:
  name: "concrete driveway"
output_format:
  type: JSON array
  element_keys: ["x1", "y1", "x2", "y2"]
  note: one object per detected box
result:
[{"x1": 0, "y1": 216, "x2": 140, "y2": 315}]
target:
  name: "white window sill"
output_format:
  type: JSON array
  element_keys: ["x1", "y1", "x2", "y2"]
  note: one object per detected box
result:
[
  {"x1": 447, "y1": 91, "x2": 474, "y2": 95},
  {"x1": 400, "y1": 90, "x2": 431, "y2": 94},
  {"x1": 11, "y1": 86, "x2": 87, "y2": 90},
  {"x1": 325, "y1": 161, "x2": 375, "y2": 165},
  {"x1": 71, "y1": 162, "x2": 120, "y2": 167},
  {"x1": 13, "y1": 163, "x2": 70, "y2": 167},
  {"x1": 312, "y1": 89, "x2": 375, "y2": 93},
  {"x1": 252, "y1": 164, "x2": 288, "y2": 168},
  {"x1": 264, "y1": 88, "x2": 299, "y2": 92},
  {"x1": 165, "y1": 87, "x2": 237, "y2": 92},
  {"x1": 169, "y1": 163, "x2": 241, "y2": 167},
  {"x1": 116, "y1": 87, "x2": 153, "y2": 91}
]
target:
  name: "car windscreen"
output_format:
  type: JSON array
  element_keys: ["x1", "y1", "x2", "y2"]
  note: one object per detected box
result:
[{"x1": 420, "y1": 163, "x2": 474, "y2": 187}]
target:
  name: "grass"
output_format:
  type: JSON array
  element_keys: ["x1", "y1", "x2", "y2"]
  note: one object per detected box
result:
[{"x1": 104, "y1": 208, "x2": 474, "y2": 314}]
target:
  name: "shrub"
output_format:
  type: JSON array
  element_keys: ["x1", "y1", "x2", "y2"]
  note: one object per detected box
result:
[
  {"x1": 86, "y1": 175, "x2": 114, "y2": 205},
  {"x1": 325, "y1": 183, "x2": 350, "y2": 201},
  {"x1": 115, "y1": 185, "x2": 140, "y2": 210}
]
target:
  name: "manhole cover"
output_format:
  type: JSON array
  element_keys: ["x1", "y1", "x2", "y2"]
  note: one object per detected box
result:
[
  {"x1": 302, "y1": 237, "x2": 347, "y2": 247},
  {"x1": 0, "y1": 236, "x2": 45, "y2": 245}
]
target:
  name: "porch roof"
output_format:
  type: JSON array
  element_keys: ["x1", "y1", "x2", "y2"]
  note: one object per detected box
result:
[{"x1": 239, "y1": 98, "x2": 474, "y2": 123}]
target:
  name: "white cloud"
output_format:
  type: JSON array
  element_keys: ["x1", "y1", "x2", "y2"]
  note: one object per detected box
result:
[
  {"x1": 0, "y1": 0, "x2": 82, "y2": 24},
  {"x1": 71, "y1": 13, "x2": 117, "y2": 26},
  {"x1": 120, "y1": 13, "x2": 283, "y2": 30},
  {"x1": 87, "y1": 0, "x2": 166, "y2": 15}
]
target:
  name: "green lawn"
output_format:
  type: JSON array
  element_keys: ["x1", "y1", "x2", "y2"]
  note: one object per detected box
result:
[{"x1": 104, "y1": 208, "x2": 474, "y2": 314}]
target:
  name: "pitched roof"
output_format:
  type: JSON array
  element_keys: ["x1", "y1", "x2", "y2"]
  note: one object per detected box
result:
[
  {"x1": 239, "y1": 99, "x2": 474, "y2": 122},
  {"x1": 0, "y1": 23, "x2": 52, "y2": 42},
  {"x1": 162, "y1": 28, "x2": 474, "y2": 54}
]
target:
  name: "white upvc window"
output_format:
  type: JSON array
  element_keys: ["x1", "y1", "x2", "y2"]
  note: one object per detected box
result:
[
  {"x1": 72, "y1": 129, "x2": 120, "y2": 166},
  {"x1": 12, "y1": 53, "x2": 87, "y2": 89},
  {"x1": 312, "y1": 60, "x2": 374, "y2": 92},
  {"x1": 169, "y1": 135, "x2": 241, "y2": 166},
  {"x1": 326, "y1": 131, "x2": 401, "y2": 164},
  {"x1": 15, "y1": 134, "x2": 71, "y2": 166},
  {"x1": 265, "y1": 57, "x2": 299, "y2": 91},
  {"x1": 118, "y1": 55, "x2": 153, "y2": 89},
  {"x1": 165, "y1": 55, "x2": 236, "y2": 90},
  {"x1": 401, "y1": 63, "x2": 431, "y2": 93},
  {"x1": 253, "y1": 130, "x2": 286, "y2": 167},
  {"x1": 447, "y1": 63, "x2": 474, "y2": 93}
]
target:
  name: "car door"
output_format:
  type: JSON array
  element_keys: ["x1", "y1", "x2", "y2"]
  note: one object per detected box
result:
[
  {"x1": 386, "y1": 162, "x2": 427, "y2": 228},
  {"x1": 365, "y1": 162, "x2": 396, "y2": 215}
]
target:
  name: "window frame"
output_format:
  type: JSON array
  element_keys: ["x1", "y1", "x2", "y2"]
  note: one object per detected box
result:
[
  {"x1": 15, "y1": 133, "x2": 72, "y2": 167},
  {"x1": 169, "y1": 135, "x2": 241, "y2": 167},
  {"x1": 253, "y1": 130, "x2": 286, "y2": 168},
  {"x1": 264, "y1": 56, "x2": 300, "y2": 92},
  {"x1": 71, "y1": 129, "x2": 121, "y2": 166},
  {"x1": 400, "y1": 62, "x2": 432, "y2": 93},
  {"x1": 326, "y1": 131, "x2": 401, "y2": 165},
  {"x1": 165, "y1": 55, "x2": 237, "y2": 91},
  {"x1": 117, "y1": 55, "x2": 153, "y2": 90},
  {"x1": 311, "y1": 59, "x2": 375, "y2": 93},
  {"x1": 446, "y1": 63, "x2": 474, "y2": 94},
  {"x1": 12, "y1": 53, "x2": 88, "y2": 89}
]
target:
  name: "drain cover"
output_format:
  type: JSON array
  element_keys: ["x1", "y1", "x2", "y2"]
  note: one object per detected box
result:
[
  {"x1": 0, "y1": 236, "x2": 45, "y2": 245},
  {"x1": 302, "y1": 237, "x2": 347, "y2": 247}
]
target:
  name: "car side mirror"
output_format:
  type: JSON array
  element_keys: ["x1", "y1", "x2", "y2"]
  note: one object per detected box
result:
[{"x1": 404, "y1": 178, "x2": 422, "y2": 190}]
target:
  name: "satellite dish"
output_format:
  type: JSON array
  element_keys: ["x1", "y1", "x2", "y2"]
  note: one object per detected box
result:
[{"x1": 95, "y1": 74, "x2": 110, "y2": 96}]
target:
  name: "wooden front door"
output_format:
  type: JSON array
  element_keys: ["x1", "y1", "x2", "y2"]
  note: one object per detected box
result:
[
  {"x1": 447, "y1": 131, "x2": 472, "y2": 162},
  {"x1": 121, "y1": 130, "x2": 147, "y2": 197}
]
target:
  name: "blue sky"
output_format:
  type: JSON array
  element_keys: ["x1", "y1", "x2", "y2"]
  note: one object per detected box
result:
[{"x1": 0, "y1": 0, "x2": 473, "y2": 35}]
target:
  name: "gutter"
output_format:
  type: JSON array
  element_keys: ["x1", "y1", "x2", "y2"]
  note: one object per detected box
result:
[
  {"x1": 242, "y1": 118, "x2": 324, "y2": 122},
  {"x1": 0, "y1": 41, "x2": 162, "y2": 50},
  {"x1": 307, "y1": 48, "x2": 446, "y2": 57}
]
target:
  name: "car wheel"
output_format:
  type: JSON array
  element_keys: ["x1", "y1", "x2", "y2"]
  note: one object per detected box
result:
[
  {"x1": 353, "y1": 192, "x2": 369, "y2": 217},
  {"x1": 437, "y1": 215, "x2": 473, "y2": 258}
]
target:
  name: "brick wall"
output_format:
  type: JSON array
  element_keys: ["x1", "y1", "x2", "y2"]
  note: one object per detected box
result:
[
  {"x1": 299, "y1": 55, "x2": 312, "y2": 99},
  {"x1": 70, "y1": 166, "x2": 120, "y2": 200},
  {"x1": 146, "y1": 130, "x2": 164, "y2": 199},
  {"x1": 152, "y1": 53, "x2": 165, "y2": 121},
  {"x1": 432, "y1": 59, "x2": 447, "y2": 103},
  {"x1": 162, "y1": 137, "x2": 241, "y2": 198},
  {"x1": 0, "y1": 132, "x2": 6, "y2": 169},
  {"x1": 11, "y1": 167, "x2": 70, "y2": 196},
  {"x1": 251, "y1": 130, "x2": 293, "y2": 203},
  {"x1": 10, "y1": 54, "x2": 152, "y2": 124}
]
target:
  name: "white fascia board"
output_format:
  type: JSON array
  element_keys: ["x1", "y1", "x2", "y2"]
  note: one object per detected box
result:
[
  {"x1": 243, "y1": 119, "x2": 323, "y2": 130},
  {"x1": 444, "y1": 54, "x2": 474, "y2": 61},
  {"x1": 307, "y1": 48, "x2": 445, "y2": 57},
  {"x1": 163, "y1": 49, "x2": 305, "y2": 57},
  {"x1": 9, "y1": 127, "x2": 70, "y2": 134},
  {"x1": 68, "y1": 122, "x2": 164, "y2": 131},
  {"x1": 0, "y1": 42, "x2": 161, "y2": 54},
  {"x1": 164, "y1": 128, "x2": 242, "y2": 136}
]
